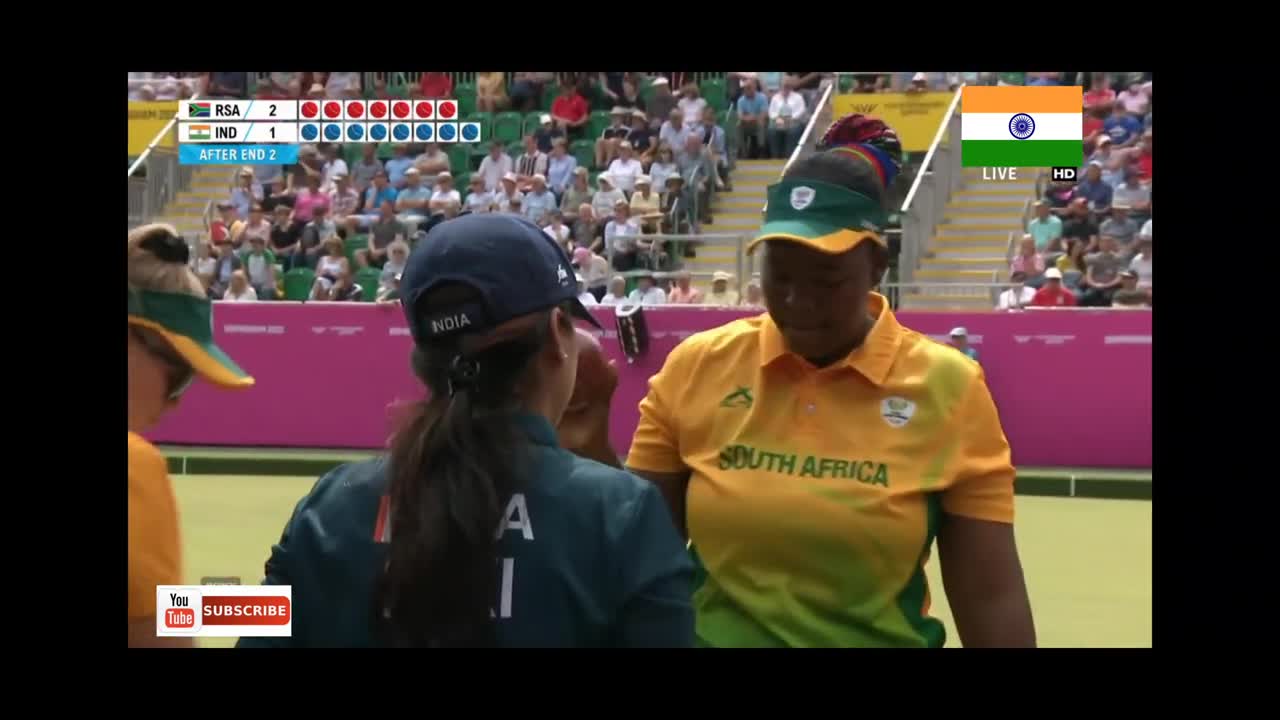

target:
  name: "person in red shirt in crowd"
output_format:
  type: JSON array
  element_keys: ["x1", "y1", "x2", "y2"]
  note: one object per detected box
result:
[
  {"x1": 1083, "y1": 74, "x2": 1116, "y2": 111},
  {"x1": 419, "y1": 72, "x2": 453, "y2": 99},
  {"x1": 1083, "y1": 106, "x2": 1107, "y2": 144},
  {"x1": 552, "y1": 81, "x2": 590, "y2": 137},
  {"x1": 1031, "y1": 267, "x2": 1077, "y2": 307},
  {"x1": 1135, "y1": 130, "x2": 1152, "y2": 181}
]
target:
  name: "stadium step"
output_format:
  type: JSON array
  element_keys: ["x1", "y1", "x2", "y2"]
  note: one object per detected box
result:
[
  {"x1": 920, "y1": 257, "x2": 1010, "y2": 271},
  {"x1": 951, "y1": 188, "x2": 1038, "y2": 200},
  {"x1": 899, "y1": 293, "x2": 993, "y2": 310},
  {"x1": 945, "y1": 200, "x2": 1027, "y2": 213},
  {"x1": 726, "y1": 182, "x2": 769, "y2": 195},
  {"x1": 930, "y1": 246, "x2": 1008, "y2": 258},
  {"x1": 712, "y1": 214, "x2": 763, "y2": 230},
  {"x1": 731, "y1": 167, "x2": 784, "y2": 182},
  {"x1": 914, "y1": 268, "x2": 1000, "y2": 282},
  {"x1": 940, "y1": 214, "x2": 1023, "y2": 227},
  {"x1": 713, "y1": 198, "x2": 766, "y2": 211},
  {"x1": 936, "y1": 223, "x2": 1019, "y2": 235}
]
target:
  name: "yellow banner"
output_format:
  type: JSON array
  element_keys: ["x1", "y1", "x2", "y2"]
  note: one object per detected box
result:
[
  {"x1": 128, "y1": 101, "x2": 179, "y2": 155},
  {"x1": 831, "y1": 93, "x2": 952, "y2": 152}
]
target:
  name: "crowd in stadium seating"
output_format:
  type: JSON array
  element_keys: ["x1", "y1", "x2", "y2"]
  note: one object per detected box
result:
[{"x1": 1006, "y1": 72, "x2": 1152, "y2": 310}]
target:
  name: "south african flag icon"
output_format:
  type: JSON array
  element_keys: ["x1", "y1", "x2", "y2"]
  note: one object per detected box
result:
[{"x1": 188, "y1": 102, "x2": 210, "y2": 118}]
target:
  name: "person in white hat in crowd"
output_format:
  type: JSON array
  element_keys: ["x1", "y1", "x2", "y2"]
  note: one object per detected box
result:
[
  {"x1": 627, "y1": 109, "x2": 657, "y2": 165},
  {"x1": 546, "y1": 138, "x2": 577, "y2": 200},
  {"x1": 628, "y1": 269, "x2": 667, "y2": 306},
  {"x1": 601, "y1": 275, "x2": 629, "y2": 305},
  {"x1": 661, "y1": 173, "x2": 692, "y2": 235},
  {"x1": 464, "y1": 174, "x2": 495, "y2": 215},
  {"x1": 494, "y1": 172, "x2": 524, "y2": 214},
  {"x1": 996, "y1": 271, "x2": 1037, "y2": 311},
  {"x1": 514, "y1": 134, "x2": 549, "y2": 192},
  {"x1": 607, "y1": 140, "x2": 644, "y2": 195},
  {"x1": 429, "y1": 171, "x2": 461, "y2": 219},
  {"x1": 1109, "y1": 270, "x2": 1149, "y2": 308},
  {"x1": 948, "y1": 327, "x2": 979, "y2": 362},
  {"x1": 394, "y1": 168, "x2": 432, "y2": 227},
  {"x1": 329, "y1": 171, "x2": 362, "y2": 235},
  {"x1": 597, "y1": 106, "x2": 634, "y2": 169},
  {"x1": 705, "y1": 271, "x2": 739, "y2": 307},
  {"x1": 740, "y1": 278, "x2": 764, "y2": 309},
  {"x1": 523, "y1": 174, "x2": 557, "y2": 226},
  {"x1": 230, "y1": 167, "x2": 264, "y2": 218},
  {"x1": 477, "y1": 139, "x2": 514, "y2": 193},
  {"x1": 1029, "y1": 267, "x2": 1078, "y2": 307},
  {"x1": 575, "y1": 272, "x2": 599, "y2": 306},
  {"x1": 629, "y1": 175, "x2": 662, "y2": 232},
  {"x1": 592, "y1": 174, "x2": 626, "y2": 219},
  {"x1": 646, "y1": 77, "x2": 677, "y2": 130},
  {"x1": 906, "y1": 72, "x2": 930, "y2": 94},
  {"x1": 534, "y1": 113, "x2": 567, "y2": 154}
]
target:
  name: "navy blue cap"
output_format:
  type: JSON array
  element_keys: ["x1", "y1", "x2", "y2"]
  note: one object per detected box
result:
[{"x1": 400, "y1": 213, "x2": 602, "y2": 344}]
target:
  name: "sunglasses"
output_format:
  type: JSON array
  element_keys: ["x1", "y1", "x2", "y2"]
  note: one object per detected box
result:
[{"x1": 132, "y1": 327, "x2": 195, "y2": 400}]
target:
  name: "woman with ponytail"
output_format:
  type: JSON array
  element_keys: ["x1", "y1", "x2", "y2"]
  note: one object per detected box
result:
[
  {"x1": 128, "y1": 224, "x2": 255, "y2": 647},
  {"x1": 238, "y1": 213, "x2": 693, "y2": 648},
  {"x1": 573, "y1": 115, "x2": 1037, "y2": 648}
]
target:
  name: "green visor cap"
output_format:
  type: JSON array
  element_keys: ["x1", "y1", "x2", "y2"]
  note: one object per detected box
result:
[
  {"x1": 748, "y1": 179, "x2": 888, "y2": 255},
  {"x1": 127, "y1": 289, "x2": 254, "y2": 389}
]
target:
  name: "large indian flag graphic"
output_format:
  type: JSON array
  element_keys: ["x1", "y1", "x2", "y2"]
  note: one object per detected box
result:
[{"x1": 961, "y1": 86, "x2": 1082, "y2": 167}]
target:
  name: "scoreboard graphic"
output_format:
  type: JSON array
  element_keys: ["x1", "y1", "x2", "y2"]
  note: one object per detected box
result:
[{"x1": 177, "y1": 99, "x2": 480, "y2": 165}]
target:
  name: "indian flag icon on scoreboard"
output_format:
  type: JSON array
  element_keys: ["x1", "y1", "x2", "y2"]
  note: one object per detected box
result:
[{"x1": 960, "y1": 86, "x2": 1082, "y2": 167}]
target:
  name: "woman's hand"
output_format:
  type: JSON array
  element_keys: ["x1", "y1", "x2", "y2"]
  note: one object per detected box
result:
[{"x1": 558, "y1": 328, "x2": 620, "y2": 465}]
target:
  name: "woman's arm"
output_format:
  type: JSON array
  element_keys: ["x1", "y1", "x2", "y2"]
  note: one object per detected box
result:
[{"x1": 938, "y1": 516, "x2": 1035, "y2": 648}]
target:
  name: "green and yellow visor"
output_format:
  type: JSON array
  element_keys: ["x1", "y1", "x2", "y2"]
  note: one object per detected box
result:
[
  {"x1": 747, "y1": 179, "x2": 888, "y2": 255},
  {"x1": 128, "y1": 289, "x2": 254, "y2": 390}
]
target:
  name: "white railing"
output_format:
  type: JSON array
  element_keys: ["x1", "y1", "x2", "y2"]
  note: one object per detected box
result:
[
  {"x1": 128, "y1": 91, "x2": 202, "y2": 233},
  {"x1": 897, "y1": 84, "x2": 965, "y2": 286}
]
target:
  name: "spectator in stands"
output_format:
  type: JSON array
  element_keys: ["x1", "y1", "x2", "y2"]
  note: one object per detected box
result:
[
  {"x1": 464, "y1": 175, "x2": 495, "y2": 214},
  {"x1": 905, "y1": 72, "x2": 930, "y2": 94},
  {"x1": 223, "y1": 270, "x2": 258, "y2": 302},
  {"x1": 573, "y1": 246, "x2": 610, "y2": 301},
  {"x1": 478, "y1": 140, "x2": 514, "y2": 193},
  {"x1": 695, "y1": 105, "x2": 731, "y2": 190},
  {"x1": 523, "y1": 174, "x2": 557, "y2": 226},
  {"x1": 329, "y1": 172, "x2": 361, "y2": 234},
  {"x1": 241, "y1": 204, "x2": 271, "y2": 247},
  {"x1": 428, "y1": 171, "x2": 461, "y2": 219},
  {"x1": 572, "y1": 204, "x2": 604, "y2": 253},
  {"x1": 659, "y1": 110, "x2": 695, "y2": 161},
  {"x1": 787, "y1": 72, "x2": 823, "y2": 108},
  {"x1": 270, "y1": 205, "x2": 302, "y2": 271},
  {"x1": 494, "y1": 172, "x2": 524, "y2": 213},
  {"x1": 997, "y1": 271, "x2": 1037, "y2": 310},
  {"x1": 508, "y1": 196, "x2": 524, "y2": 217},
  {"x1": 508, "y1": 72, "x2": 553, "y2": 112},
  {"x1": 192, "y1": 241, "x2": 217, "y2": 291},
  {"x1": 327, "y1": 268, "x2": 363, "y2": 302},
  {"x1": 649, "y1": 144, "x2": 679, "y2": 194},
  {"x1": 1073, "y1": 162, "x2": 1113, "y2": 211},
  {"x1": 292, "y1": 173, "x2": 331, "y2": 233},
  {"x1": 291, "y1": 144, "x2": 325, "y2": 192},
  {"x1": 209, "y1": 245, "x2": 243, "y2": 299},
  {"x1": 310, "y1": 236, "x2": 351, "y2": 300},
  {"x1": 737, "y1": 79, "x2": 769, "y2": 160},
  {"x1": 560, "y1": 168, "x2": 592, "y2": 222},
  {"x1": 629, "y1": 176, "x2": 662, "y2": 232},
  {"x1": 395, "y1": 168, "x2": 431, "y2": 225},
  {"x1": 1044, "y1": 178, "x2": 1076, "y2": 213},
  {"x1": 320, "y1": 145, "x2": 349, "y2": 192},
  {"x1": 532, "y1": 114, "x2": 566, "y2": 155},
  {"x1": 741, "y1": 280, "x2": 763, "y2": 309},
  {"x1": 646, "y1": 78, "x2": 677, "y2": 131},
  {"x1": 418, "y1": 72, "x2": 453, "y2": 99},
  {"x1": 768, "y1": 78, "x2": 808, "y2": 159},
  {"x1": 301, "y1": 205, "x2": 337, "y2": 268},
  {"x1": 359, "y1": 170, "x2": 399, "y2": 226},
  {"x1": 1083, "y1": 105, "x2": 1107, "y2": 145},
  {"x1": 551, "y1": 81, "x2": 590, "y2": 137},
  {"x1": 476, "y1": 71, "x2": 509, "y2": 112},
  {"x1": 1027, "y1": 201, "x2": 1063, "y2": 252},
  {"x1": 546, "y1": 138, "x2": 577, "y2": 199},
  {"x1": 1087, "y1": 135, "x2": 1113, "y2": 167},
  {"x1": 351, "y1": 144, "x2": 383, "y2": 196},
  {"x1": 1083, "y1": 74, "x2": 1116, "y2": 111},
  {"x1": 597, "y1": 107, "x2": 633, "y2": 169},
  {"x1": 327, "y1": 72, "x2": 362, "y2": 99},
  {"x1": 666, "y1": 271, "x2": 704, "y2": 304},
  {"x1": 1080, "y1": 235, "x2": 1126, "y2": 306},
  {"x1": 627, "y1": 109, "x2": 656, "y2": 165},
  {"x1": 701, "y1": 269, "x2": 742, "y2": 302},
  {"x1": 606, "y1": 200, "x2": 643, "y2": 271},
  {"x1": 376, "y1": 274, "x2": 401, "y2": 304},
  {"x1": 262, "y1": 178, "x2": 294, "y2": 213},
  {"x1": 357, "y1": 200, "x2": 408, "y2": 269},
  {"x1": 230, "y1": 168, "x2": 263, "y2": 218},
  {"x1": 380, "y1": 240, "x2": 409, "y2": 292},
  {"x1": 601, "y1": 275, "x2": 628, "y2": 305},
  {"x1": 1129, "y1": 237, "x2": 1152, "y2": 292},
  {"x1": 1010, "y1": 234, "x2": 1045, "y2": 276},
  {"x1": 678, "y1": 83, "x2": 708, "y2": 125},
  {"x1": 1110, "y1": 270, "x2": 1145, "y2": 307},
  {"x1": 414, "y1": 143, "x2": 450, "y2": 189},
  {"x1": 385, "y1": 144, "x2": 415, "y2": 190},
  {"x1": 1136, "y1": 130, "x2": 1152, "y2": 182},
  {"x1": 661, "y1": 174, "x2": 693, "y2": 235},
  {"x1": 947, "y1": 328, "x2": 979, "y2": 361},
  {"x1": 306, "y1": 83, "x2": 326, "y2": 100},
  {"x1": 1104, "y1": 103, "x2": 1143, "y2": 148},
  {"x1": 211, "y1": 202, "x2": 245, "y2": 249},
  {"x1": 628, "y1": 271, "x2": 667, "y2": 305},
  {"x1": 607, "y1": 141, "x2": 644, "y2": 195},
  {"x1": 240, "y1": 235, "x2": 277, "y2": 300},
  {"x1": 1099, "y1": 207, "x2": 1140, "y2": 254},
  {"x1": 543, "y1": 210, "x2": 571, "y2": 250},
  {"x1": 592, "y1": 174, "x2": 627, "y2": 218},
  {"x1": 1030, "y1": 267, "x2": 1077, "y2": 307},
  {"x1": 206, "y1": 72, "x2": 247, "y2": 99},
  {"x1": 1061, "y1": 198, "x2": 1099, "y2": 252},
  {"x1": 514, "y1": 135, "x2": 549, "y2": 192},
  {"x1": 677, "y1": 133, "x2": 713, "y2": 226},
  {"x1": 1112, "y1": 168, "x2": 1151, "y2": 218}
]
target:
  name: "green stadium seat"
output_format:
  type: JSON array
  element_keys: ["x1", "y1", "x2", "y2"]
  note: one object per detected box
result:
[
  {"x1": 447, "y1": 144, "x2": 471, "y2": 173},
  {"x1": 541, "y1": 91, "x2": 557, "y2": 113},
  {"x1": 523, "y1": 111, "x2": 545, "y2": 137},
  {"x1": 570, "y1": 139, "x2": 595, "y2": 171},
  {"x1": 464, "y1": 112, "x2": 494, "y2": 139},
  {"x1": 471, "y1": 141, "x2": 493, "y2": 171},
  {"x1": 586, "y1": 111, "x2": 611, "y2": 142},
  {"x1": 492, "y1": 112, "x2": 524, "y2": 145},
  {"x1": 700, "y1": 78, "x2": 727, "y2": 113},
  {"x1": 355, "y1": 267, "x2": 383, "y2": 302},
  {"x1": 377, "y1": 142, "x2": 396, "y2": 160},
  {"x1": 452, "y1": 171, "x2": 470, "y2": 192},
  {"x1": 639, "y1": 82, "x2": 658, "y2": 107},
  {"x1": 283, "y1": 268, "x2": 315, "y2": 301},
  {"x1": 839, "y1": 75, "x2": 856, "y2": 92},
  {"x1": 344, "y1": 234, "x2": 367, "y2": 265},
  {"x1": 455, "y1": 82, "x2": 477, "y2": 116}
]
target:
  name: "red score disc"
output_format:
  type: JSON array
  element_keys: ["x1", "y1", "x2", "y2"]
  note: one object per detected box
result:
[
  {"x1": 392, "y1": 101, "x2": 410, "y2": 119},
  {"x1": 415, "y1": 101, "x2": 434, "y2": 119},
  {"x1": 369, "y1": 101, "x2": 388, "y2": 119},
  {"x1": 300, "y1": 101, "x2": 319, "y2": 119},
  {"x1": 323, "y1": 101, "x2": 342, "y2": 119},
  {"x1": 347, "y1": 102, "x2": 364, "y2": 118},
  {"x1": 438, "y1": 100, "x2": 457, "y2": 119}
]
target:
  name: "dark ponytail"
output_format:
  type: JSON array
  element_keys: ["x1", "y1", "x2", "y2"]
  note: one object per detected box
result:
[{"x1": 374, "y1": 284, "x2": 575, "y2": 647}]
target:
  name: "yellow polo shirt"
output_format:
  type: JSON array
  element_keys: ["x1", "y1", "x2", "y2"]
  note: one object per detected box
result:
[
  {"x1": 128, "y1": 432, "x2": 183, "y2": 619},
  {"x1": 627, "y1": 293, "x2": 1015, "y2": 647}
]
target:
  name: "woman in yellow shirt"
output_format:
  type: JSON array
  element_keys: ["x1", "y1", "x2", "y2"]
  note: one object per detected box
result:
[
  {"x1": 128, "y1": 224, "x2": 254, "y2": 647},
  {"x1": 476, "y1": 72, "x2": 509, "y2": 112},
  {"x1": 562, "y1": 114, "x2": 1036, "y2": 647}
]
